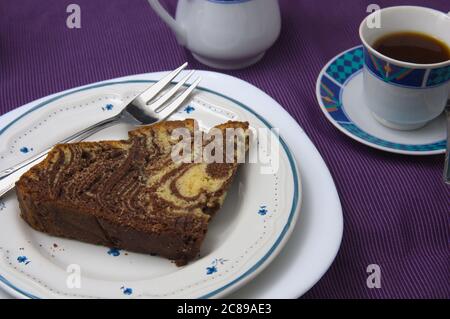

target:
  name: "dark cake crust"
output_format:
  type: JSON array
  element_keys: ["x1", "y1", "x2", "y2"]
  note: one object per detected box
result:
[
  {"x1": 17, "y1": 192, "x2": 207, "y2": 265},
  {"x1": 16, "y1": 119, "x2": 249, "y2": 265}
]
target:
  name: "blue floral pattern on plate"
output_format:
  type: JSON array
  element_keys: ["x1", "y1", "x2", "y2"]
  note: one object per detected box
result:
[
  {"x1": 20, "y1": 147, "x2": 33, "y2": 154},
  {"x1": 17, "y1": 256, "x2": 31, "y2": 265},
  {"x1": 107, "y1": 248, "x2": 121, "y2": 257},
  {"x1": 258, "y1": 205, "x2": 268, "y2": 216},
  {"x1": 184, "y1": 105, "x2": 195, "y2": 114},
  {"x1": 206, "y1": 258, "x2": 227, "y2": 275},
  {"x1": 120, "y1": 286, "x2": 133, "y2": 295},
  {"x1": 102, "y1": 104, "x2": 114, "y2": 111}
]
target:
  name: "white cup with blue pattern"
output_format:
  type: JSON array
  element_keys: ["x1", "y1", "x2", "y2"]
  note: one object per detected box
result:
[
  {"x1": 360, "y1": 6, "x2": 450, "y2": 130},
  {"x1": 148, "y1": 0, "x2": 281, "y2": 70}
]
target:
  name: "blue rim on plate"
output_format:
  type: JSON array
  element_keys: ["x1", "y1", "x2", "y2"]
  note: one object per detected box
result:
[
  {"x1": 0, "y1": 80, "x2": 300, "y2": 299},
  {"x1": 316, "y1": 45, "x2": 446, "y2": 155}
]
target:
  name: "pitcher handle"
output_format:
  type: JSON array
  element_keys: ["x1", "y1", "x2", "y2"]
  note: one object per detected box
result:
[{"x1": 147, "y1": 0, "x2": 186, "y2": 45}]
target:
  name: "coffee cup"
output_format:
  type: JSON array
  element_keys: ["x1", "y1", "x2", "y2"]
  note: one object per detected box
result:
[{"x1": 360, "y1": 6, "x2": 450, "y2": 130}]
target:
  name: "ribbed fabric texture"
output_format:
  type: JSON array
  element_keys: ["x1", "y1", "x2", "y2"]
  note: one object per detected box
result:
[{"x1": 0, "y1": 0, "x2": 449, "y2": 299}]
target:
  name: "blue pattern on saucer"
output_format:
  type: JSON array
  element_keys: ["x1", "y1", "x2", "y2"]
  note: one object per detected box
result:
[
  {"x1": 326, "y1": 47, "x2": 364, "y2": 85},
  {"x1": 319, "y1": 46, "x2": 446, "y2": 153},
  {"x1": 341, "y1": 123, "x2": 445, "y2": 151},
  {"x1": 319, "y1": 76, "x2": 349, "y2": 123}
]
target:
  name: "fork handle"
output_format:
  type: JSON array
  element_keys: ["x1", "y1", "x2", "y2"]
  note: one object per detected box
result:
[
  {"x1": 0, "y1": 115, "x2": 121, "y2": 183},
  {"x1": 0, "y1": 160, "x2": 41, "y2": 198}
]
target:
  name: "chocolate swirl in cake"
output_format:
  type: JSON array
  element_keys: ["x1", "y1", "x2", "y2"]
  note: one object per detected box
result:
[{"x1": 16, "y1": 119, "x2": 249, "y2": 265}]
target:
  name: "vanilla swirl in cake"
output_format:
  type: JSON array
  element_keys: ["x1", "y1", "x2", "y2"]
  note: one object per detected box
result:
[{"x1": 16, "y1": 119, "x2": 249, "y2": 265}]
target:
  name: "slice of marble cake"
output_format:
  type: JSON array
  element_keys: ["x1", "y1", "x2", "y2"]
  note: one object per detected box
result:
[{"x1": 16, "y1": 119, "x2": 249, "y2": 265}]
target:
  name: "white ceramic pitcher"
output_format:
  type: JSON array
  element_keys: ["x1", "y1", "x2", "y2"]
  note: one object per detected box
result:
[{"x1": 148, "y1": 0, "x2": 281, "y2": 69}]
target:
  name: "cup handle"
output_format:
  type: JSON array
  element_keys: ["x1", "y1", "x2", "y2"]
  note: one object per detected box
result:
[{"x1": 148, "y1": 0, "x2": 186, "y2": 45}]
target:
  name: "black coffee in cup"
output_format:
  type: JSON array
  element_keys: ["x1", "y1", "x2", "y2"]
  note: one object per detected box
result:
[{"x1": 373, "y1": 31, "x2": 450, "y2": 64}]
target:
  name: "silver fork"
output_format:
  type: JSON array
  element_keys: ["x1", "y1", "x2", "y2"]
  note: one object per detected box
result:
[
  {"x1": 443, "y1": 100, "x2": 450, "y2": 185},
  {"x1": 0, "y1": 63, "x2": 201, "y2": 197}
]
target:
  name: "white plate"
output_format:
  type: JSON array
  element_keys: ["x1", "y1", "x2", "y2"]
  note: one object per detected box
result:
[
  {"x1": 0, "y1": 71, "x2": 343, "y2": 299},
  {"x1": 316, "y1": 46, "x2": 446, "y2": 155}
]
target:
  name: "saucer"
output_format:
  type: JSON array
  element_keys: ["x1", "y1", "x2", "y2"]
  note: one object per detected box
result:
[{"x1": 316, "y1": 46, "x2": 446, "y2": 155}]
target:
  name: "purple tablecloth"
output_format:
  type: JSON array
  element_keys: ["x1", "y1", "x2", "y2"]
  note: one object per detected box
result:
[{"x1": 0, "y1": 0, "x2": 448, "y2": 299}]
